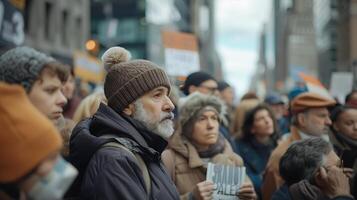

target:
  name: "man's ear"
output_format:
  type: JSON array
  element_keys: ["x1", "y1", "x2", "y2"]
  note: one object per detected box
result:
[
  {"x1": 297, "y1": 113, "x2": 306, "y2": 127},
  {"x1": 314, "y1": 167, "x2": 327, "y2": 187},
  {"x1": 123, "y1": 103, "x2": 135, "y2": 116}
]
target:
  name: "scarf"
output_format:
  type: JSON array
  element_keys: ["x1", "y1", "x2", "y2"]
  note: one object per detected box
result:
[
  {"x1": 336, "y1": 132, "x2": 357, "y2": 148},
  {"x1": 197, "y1": 134, "x2": 226, "y2": 158}
]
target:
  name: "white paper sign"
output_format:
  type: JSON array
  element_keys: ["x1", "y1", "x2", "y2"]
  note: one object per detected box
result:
[
  {"x1": 206, "y1": 162, "x2": 246, "y2": 200},
  {"x1": 329, "y1": 72, "x2": 354, "y2": 103},
  {"x1": 164, "y1": 48, "x2": 200, "y2": 76}
]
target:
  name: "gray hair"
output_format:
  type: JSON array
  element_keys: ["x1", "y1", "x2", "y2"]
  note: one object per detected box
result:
[
  {"x1": 279, "y1": 137, "x2": 332, "y2": 186},
  {"x1": 291, "y1": 109, "x2": 309, "y2": 127}
]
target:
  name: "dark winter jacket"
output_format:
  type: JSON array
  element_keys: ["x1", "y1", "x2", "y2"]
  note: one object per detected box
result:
[
  {"x1": 271, "y1": 184, "x2": 291, "y2": 200},
  {"x1": 233, "y1": 137, "x2": 275, "y2": 198},
  {"x1": 67, "y1": 103, "x2": 180, "y2": 200},
  {"x1": 289, "y1": 180, "x2": 355, "y2": 200}
]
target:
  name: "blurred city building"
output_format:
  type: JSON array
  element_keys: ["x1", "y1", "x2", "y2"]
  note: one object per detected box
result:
[
  {"x1": 24, "y1": 0, "x2": 90, "y2": 64},
  {"x1": 253, "y1": 0, "x2": 357, "y2": 95},
  {"x1": 286, "y1": 0, "x2": 318, "y2": 85},
  {"x1": 90, "y1": 0, "x2": 222, "y2": 80},
  {"x1": 314, "y1": 0, "x2": 357, "y2": 87},
  {"x1": 249, "y1": 24, "x2": 274, "y2": 97},
  {"x1": 251, "y1": 0, "x2": 318, "y2": 94}
]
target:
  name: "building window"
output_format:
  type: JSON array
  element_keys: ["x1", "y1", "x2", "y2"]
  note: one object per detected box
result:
[
  {"x1": 24, "y1": 0, "x2": 32, "y2": 33},
  {"x1": 44, "y1": 2, "x2": 52, "y2": 41},
  {"x1": 62, "y1": 10, "x2": 68, "y2": 46}
]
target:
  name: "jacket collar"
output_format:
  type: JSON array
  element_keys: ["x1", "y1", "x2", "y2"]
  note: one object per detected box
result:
[{"x1": 92, "y1": 104, "x2": 168, "y2": 157}]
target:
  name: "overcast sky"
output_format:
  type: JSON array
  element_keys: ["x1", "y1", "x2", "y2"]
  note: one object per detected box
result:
[{"x1": 216, "y1": 0, "x2": 272, "y2": 98}]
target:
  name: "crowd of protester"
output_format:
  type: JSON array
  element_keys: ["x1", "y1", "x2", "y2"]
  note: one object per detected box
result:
[{"x1": 0, "y1": 45, "x2": 356, "y2": 200}]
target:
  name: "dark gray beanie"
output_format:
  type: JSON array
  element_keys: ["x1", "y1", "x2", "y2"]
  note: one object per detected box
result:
[{"x1": 0, "y1": 46, "x2": 55, "y2": 92}]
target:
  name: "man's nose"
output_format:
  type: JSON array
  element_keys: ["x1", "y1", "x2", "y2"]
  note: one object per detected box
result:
[
  {"x1": 163, "y1": 96, "x2": 175, "y2": 112},
  {"x1": 325, "y1": 117, "x2": 332, "y2": 126},
  {"x1": 57, "y1": 91, "x2": 67, "y2": 107}
]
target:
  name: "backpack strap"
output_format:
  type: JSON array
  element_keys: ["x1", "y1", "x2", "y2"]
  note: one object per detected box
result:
[{"x1": 101, "y1": 136, "x2": 151, "y2": 197}]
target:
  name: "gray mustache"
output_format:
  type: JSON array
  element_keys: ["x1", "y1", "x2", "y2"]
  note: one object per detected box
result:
[{"x1": 161, "y1": 112, "x2": 174, "y2": 121}]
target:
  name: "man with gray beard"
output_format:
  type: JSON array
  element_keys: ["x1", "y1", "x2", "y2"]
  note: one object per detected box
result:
[
  {"x1": 66, "y1": 47, "x2": 180, "y2": 200},
  {"x1": 133, "y1": 99, "x2": 175, "y2": 139},
  {"x1": 263, "y1": 92, "x2": 336, "y2": 200}
]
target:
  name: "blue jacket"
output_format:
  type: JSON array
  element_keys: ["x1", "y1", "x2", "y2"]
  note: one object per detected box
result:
[
  {"x1": 271, "y1": 184, "x2": 291, "y2": 200},
  {"x1": 233, "y1": 138, "x2": 275, "y2": 198}
]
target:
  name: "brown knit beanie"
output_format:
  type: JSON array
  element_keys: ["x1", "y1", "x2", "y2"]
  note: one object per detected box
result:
[
  {"x1": 102, "y1": 47, "x2": 171, "y2": 113},
  {"x1": 0, "y1": 83, "x2": 62, "y2": 183}
]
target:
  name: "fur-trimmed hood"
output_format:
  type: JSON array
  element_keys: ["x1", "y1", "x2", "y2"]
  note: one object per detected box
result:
[{"x1": 178, "y1": 92, "x2": 227, "y2": 127}]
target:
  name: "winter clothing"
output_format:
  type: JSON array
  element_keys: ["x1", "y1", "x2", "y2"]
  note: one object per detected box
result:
[
  {"x1": 0, "y1": 83, "x2": 62, "y2": 182},
  {"x1": 278, "y1": 116, "x2": 290, "y2": 135},
  {"x1": 329, "y1": 130, "x2": 357, "y2": 199},
  {"x1": 179, "y1": 93, "x2": 226, "y2": 128},
  {"x1": 261, "y1": 126, "x2": 302, "y2": 200},
  {"x1": 234, "y1": 137, "x2": 275, "y2": 198},
  {"x1": 289, "y1": 180, "x2": 327, "y2": 200},
  {"x1": 288, "y1": 86, "x2": 308, "y2": 101},
  {"x1": 329, "y1": 131, "x2": 357, "y2": 171},
  {"x1": 162, "y1": 92, "x2": 244, "y2": 199},
  {"x1": 289, "y1": 180, "x2": 355, "y2": 200},
  {"x1": 102, "y1": 47, "x2": 171, "y2": 113},
  {"x1": 180, "y1": 71, "x2": 215, "y2": 95},
  {"x1": 271, "y1": 184, "x2": 291, "y2": 200},
  {"x1": 67, "y1": 103, "x2": 179, "y2": 200},
  {"x1": 265, "y1": 93, "x2": 284, "y2": 105},
  {"x1": 0, "y1": 46, "x2": 55, "y2": 92},
  {"x1": 162, "y1": 131, "x2": 243, "y2": 200},
  {"x1": 291, "y1": 92, "x2": 336, "y2": 114}
]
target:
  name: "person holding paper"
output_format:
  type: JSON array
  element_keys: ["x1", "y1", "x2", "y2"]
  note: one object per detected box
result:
[{"x1": 162, "y1": 93, "x2": 257, "y2": 200}]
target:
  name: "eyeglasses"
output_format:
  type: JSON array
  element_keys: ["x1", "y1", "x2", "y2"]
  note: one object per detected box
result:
[{"x1": 199, "y1": 85, "x2": 218, "y2": 94}]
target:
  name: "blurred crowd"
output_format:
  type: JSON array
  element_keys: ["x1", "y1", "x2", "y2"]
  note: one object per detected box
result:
[{"x1": 0, "y1": 46, "x2": 356, "y2": 200}]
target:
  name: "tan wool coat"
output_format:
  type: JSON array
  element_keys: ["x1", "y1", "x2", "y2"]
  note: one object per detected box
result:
[{"x1": 162, "y1": 132, "x2": 244, "y2": 200}]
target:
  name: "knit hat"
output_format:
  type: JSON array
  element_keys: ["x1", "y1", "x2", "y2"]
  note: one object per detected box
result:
[
  {"x1": 102, "y1": 47, "x2": 171, "y2": 113},
  {"x1": 265, "y1": 93, "x2": 284, "y2": 105},
  {"x1": 0, "y1": 46, "x2": 56, "y2": 92},
  {"x1": 179, "y1": 93, "x2": 226, "y2": 133},
  {"x1": 181, "y1": 71, "x2": 216, "y2": 95},
  {"x1": 0, "y1": 83, "x2": 62, "y2": 183},
  {"x1": 288, "y1": 85, "x2": 308, "y2": 101},
  {"x1": 291, "y1": 92, "x2": 336, "y2": 114}
]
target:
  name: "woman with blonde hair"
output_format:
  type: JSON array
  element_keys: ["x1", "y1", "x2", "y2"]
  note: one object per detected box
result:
[{"x1": 72, "y1": 91, "x2": 107, "y2": 123}]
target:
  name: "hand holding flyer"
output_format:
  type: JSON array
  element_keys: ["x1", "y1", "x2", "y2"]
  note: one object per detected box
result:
[{"x1": 206, "y1": 162, "x2": 246, "y2": 200}]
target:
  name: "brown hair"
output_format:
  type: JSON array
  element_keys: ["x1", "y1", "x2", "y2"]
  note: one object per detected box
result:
[{"x1": 38, "y1": 61, "x2": 69, "y2": 83}]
